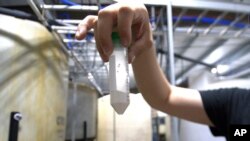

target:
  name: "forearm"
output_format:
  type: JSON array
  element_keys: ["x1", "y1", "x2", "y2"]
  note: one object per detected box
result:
[{"x1": 132, "y1": 44, "x2": 172, "y2": 110}]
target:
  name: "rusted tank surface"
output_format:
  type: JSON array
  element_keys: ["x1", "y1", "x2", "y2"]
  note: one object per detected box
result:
[{"x1": 0, "y1": 14, "x2": 68, "y2": 141}]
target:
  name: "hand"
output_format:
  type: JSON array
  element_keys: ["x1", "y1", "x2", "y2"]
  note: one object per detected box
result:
[{"x1": 75, "y1": 2, "x2": 153, "y2": 63}]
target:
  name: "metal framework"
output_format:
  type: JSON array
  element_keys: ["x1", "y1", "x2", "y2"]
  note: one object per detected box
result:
[{"x1": 27, "y1": 1, "x2": 250, "y2": 141}]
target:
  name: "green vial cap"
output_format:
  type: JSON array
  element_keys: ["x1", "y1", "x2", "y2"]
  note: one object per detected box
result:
[{"x1": 112, "y1": 32, "x2": 120, "y2": 45}]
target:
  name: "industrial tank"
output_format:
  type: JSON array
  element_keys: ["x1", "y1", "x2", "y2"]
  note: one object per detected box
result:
[
  {"x1": 66, "y1": 83, "x2": 98, "y2": 141},
  {"x1": 98, "y1": 94, "x2": 152, "y2": 141},
  {"x1": 0, "y1": 14, "x2": 68, "y2": 141}
]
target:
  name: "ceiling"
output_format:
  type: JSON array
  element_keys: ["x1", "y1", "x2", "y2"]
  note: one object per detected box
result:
[{"x1": 20, "y1": 0, "x2": 250, "y2": 95}]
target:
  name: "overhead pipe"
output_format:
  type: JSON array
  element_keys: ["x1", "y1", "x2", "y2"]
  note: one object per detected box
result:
[
  {"x1": 60, "y1": 0, "x2": 80, "y2": 6},
  {"x1": 203, "y1": 12, "x2": 228, "y2": 35},
  {"x1": 27, "y1": 0, "x2": 49, "y2": 26},
  {"x1": 212, "y1": 40, "x2": 250, "y2": 65},
  {"x1": 51, "y1": 25, "x2": 78, "y2": 31},
  {"x1": 0, "y1": 7, "x2": 38, "y2": 21},
  {"x1": 187, "y1": 10, "x2": 209, "y2": 33},
  {"x1": 221, "y1": 63, "x2": 250, "y2": 79},
  {"x1": 56, "y1": 19, "x2": 82, "y2": 24},
  {"x1": 150, "y1": 6, "x2": 156, "y2": 30},
  {"x1": 157, "y1": 49, "x2": 215, "y2": 69},
  {"x1": 173, "y1": 8, "x2": 188, "y2": 29},
  {"x1": 174, "y1": 27, "x2": 250, "y2": 39},
  {"x1": 40, "y1": 4, "x2": 99, "y2": 11},
  {"x1": 219, "y1": 14, "x2": 246, "y2": 36}
]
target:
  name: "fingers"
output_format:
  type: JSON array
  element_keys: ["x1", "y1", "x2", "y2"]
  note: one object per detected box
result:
[
  {"x1": 97, "y1": 9, "x2": 117, "y2": 56},
  {"x1": 94, "y1": 25, "x2": 109, "y2": 62},
  {"x1": 76, "y1": 15, "x2": 109, "y2": 62},
  {"x1": 75, "y1": 15, "x2": 97, "y2": 40},
  {"x1": 75, "y1": 3, "x2": 151, "y2": 64},
  {"x1": 128, "y1": 24, "x2": 153, "y2": 63},
  {"x1": 117, "y1": 6, "x2": 133, "y2": 47}
]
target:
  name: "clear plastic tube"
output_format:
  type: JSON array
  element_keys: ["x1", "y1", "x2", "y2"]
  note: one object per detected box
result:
[{"x1": 109, "y1": 32, "x2": 130, "y2": 115}]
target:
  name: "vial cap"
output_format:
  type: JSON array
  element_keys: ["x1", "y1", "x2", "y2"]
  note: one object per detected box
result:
[{"x1": 112, "y1": 32, "x2": 120, "y2": 45}]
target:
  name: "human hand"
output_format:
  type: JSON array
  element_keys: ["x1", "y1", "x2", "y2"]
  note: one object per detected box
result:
[{"x1": 75, "y1": 2, "x2": 153, "y2": 63}]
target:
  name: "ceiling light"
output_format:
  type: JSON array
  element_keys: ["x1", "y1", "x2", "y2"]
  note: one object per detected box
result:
[{"x1": 211, "y1": 64, "x2": 229, "y2": 74}]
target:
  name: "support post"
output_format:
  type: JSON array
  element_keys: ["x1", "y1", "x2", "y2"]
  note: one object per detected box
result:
[{"x1": 166, "y1": 1, "x2": 179, "y2": 141}]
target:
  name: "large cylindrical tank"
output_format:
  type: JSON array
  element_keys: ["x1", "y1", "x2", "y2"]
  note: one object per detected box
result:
[
  {"x1": 66, "y1": 83, "x2": 98, "y2": 141},
  {"x1": 0, "y1": 14, "x2": 68, "y2": 141},
  {"x1": 98, "y1": 94, "x2": 152, "y2": 141}
]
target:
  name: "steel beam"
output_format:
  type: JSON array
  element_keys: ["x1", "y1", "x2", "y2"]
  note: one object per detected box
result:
[
  {"x1": 203, "y1": 12, "x2": 228, "y2": 35},
  {"x1": 175, "y1": 27, "x2": 250, "y2": 39},
  {"x1": 219, "y1": 14, "x2": 246, "y2": 36},
  {"x1": 166, "y1": 1, "x2": 179, "y2": 141},
  {"x1": 187, "y1": 10, "x2": 209, "y2": 33},
  {"x1": 212, "y1": 40, "x2": 250, "y2": 65},
  {"x1": 222, "y1": 61, "x2": 250, "y2": 78},
  {"x1": 173, "y1": 8, "x2": 188, "y2": 29},
  {"x1": 116, "y1": 0, "x2": 250, "y2": 13}
]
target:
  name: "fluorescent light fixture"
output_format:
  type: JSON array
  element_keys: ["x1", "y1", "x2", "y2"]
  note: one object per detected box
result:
[
  {"x1": 211, "y1": 64, "x2": 229, "y2": 74},
  {"x1": 217, "y1": 65, "x2": 229, "y2": 74}
]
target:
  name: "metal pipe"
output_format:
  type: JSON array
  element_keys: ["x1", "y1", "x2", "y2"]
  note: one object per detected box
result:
[
  {"x1": 51, "y1": 31, "x2": 70, "y2": 57},
  {"x1": 52, "y1": 26, "x2": 94, "y2": 35},
  {"x1": 51, "y1": 25, "x2": 78, "y2": 31},
  {"x1": 40, "y1": 4, "x2": 98, "y2": 11},
  {"x1": 57, "y1": 30, "x2": 77, "y2": 34},
  {"x1": 187, "y1": 10, "x2": 208, "y2": 33},
  {"x1": 155, "y1": 7, "x2": 164, "y2": 30},
  {"x1": 150, "y1": 6, "x2": 156, "y2": 30},
  {"x1": 212, "y1": 40, "x2": 250, "y2": 65},
  {"x1": 167, "y1": 1, "x2": 175, "y2": 85},
  {"x1": 87, "y1": 72, "x2": 103, "y2": 96},
  {"x1": 27, "y1": 0, "x2": 48, "y2": 26},
  {"x1": 219, "y1": 14, "x2": 246, "y2": 36},
  {"x1": 166, "y1": 1, "x2": 179, "y2": 141},
  {"x1": 234, "y1": 28, "x2": 246, "y2": 37},
  {"x1": 116, "y1": 0, "x2": 250, "y2": 14},
  {"x1": 222, "y1": 62, "x2": 250, "y2": 78},
  {"x1": 70, "y1": 49, "x2": 103, "y2": 96},
  {"x1": 175, "y1": 27, "x2": 250, "y2": 39},
  {"x1": 71, "y1": 82, "x2": 77, "y2": 141},
  {"x1": 96, "y1": 0, "x2": 101, "y2": 10},
  {"x1": 153, "y1": 29, "x2": 250, "y2": 39},
  {"x1": 53, "y1": 30, "x2": 103, "y2": 96},
  {"x1": 63, "y1": 39, "x2": 87, "y2": 43},
  {"x1": 203, "y1": 12, "x2": 228, "y2": 35},
  {"x1": 234, "y1": 15, "x2": 249, "y2": 37},
  {"x1": 157, "y1": 49, "x2": 215, "y2": 68},
  {"x1": 83, "y1": 121, "x2": 87, "y2": 141},
  {"x1": 176, "y1": 39, "x2": 227, "y2": 82},
  {"x1": 8, "y1": 112, "x2": 22, "y2": 141},
  {"x1": 173, "y1": 8, "x2": 188, "y2": 29},
  {"x1": 56, "y1": 19, "x2": 82, "y2": 24}
]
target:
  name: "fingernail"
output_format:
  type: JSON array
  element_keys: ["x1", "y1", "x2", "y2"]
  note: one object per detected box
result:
[
  {"x1": 131, "y1": 56, "x2": 136, "y2": 63},
  {"x1": 104, "y1": 47, "x2": 111, "y2": 55},
  {"x1": 75, "y1": 28, "x2": 85, "y2": 38},
  {"x1": 121, "y1": 38, "x2": 129, "y2": 47},
  {"x1": 128, "y1": 53, "x2": 135, "y2": 63},
  {"x1": 75, "y1": 30, "x2": 80, "y2": 38}
]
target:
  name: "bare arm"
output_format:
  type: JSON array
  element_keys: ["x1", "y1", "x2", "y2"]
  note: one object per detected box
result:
[
  {"x1": 132, "y1": 45, "x2": 213, "y2": 126},
  {"x1": 75, "y1": 2, "x2": 214, "y2": 126}
]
